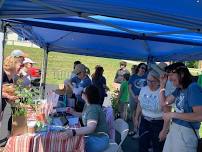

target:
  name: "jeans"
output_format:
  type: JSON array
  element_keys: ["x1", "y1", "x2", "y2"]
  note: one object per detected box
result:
[
  {"x1": 85, "y1": 134, "x2": 109, "y2": 152},
  {"x1": 139, "y1": 117, "x2": 165, "y2": 152}
]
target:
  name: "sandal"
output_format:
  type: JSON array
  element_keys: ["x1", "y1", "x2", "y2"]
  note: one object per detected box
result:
[{"x1": 128, "y1": 131, "x2": 136, "y2": 136}]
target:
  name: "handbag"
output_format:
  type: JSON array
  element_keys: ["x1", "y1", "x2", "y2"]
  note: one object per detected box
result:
[{"x1": 190, "y1": 123, "x2": 202, "y2": 152}]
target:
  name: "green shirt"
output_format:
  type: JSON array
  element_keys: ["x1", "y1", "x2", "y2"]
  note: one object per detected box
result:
[
  {"x1": 119, "y1": 80, "x2": 129, "y2": 103},
  {"x1": 82, "y1": 104, "x2": 108, "y2": 136}
]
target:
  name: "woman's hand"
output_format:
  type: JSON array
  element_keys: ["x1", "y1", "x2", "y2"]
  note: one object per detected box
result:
[
  {"x1": 159, "y1": 129, "x2": 168, "y2": 142},
  {"x1": 6, "y1": 95, "x2": 19, "y2": 103},
  {"x1": 160, "y1": 74, "x2": 168, "y2": 88},
  {"x1": 60, "y1": 129, "x2": 73, "y2": 138}
]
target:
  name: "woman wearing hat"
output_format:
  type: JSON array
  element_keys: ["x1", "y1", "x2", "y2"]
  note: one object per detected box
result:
[
  {"x1": 135, "y1": 70, "x2": 168, "y2": 152},
  {"x1": 160, "y1": 62, "x2": 202, "y2": 152}
]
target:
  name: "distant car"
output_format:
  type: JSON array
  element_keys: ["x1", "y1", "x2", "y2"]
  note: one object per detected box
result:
[{"x1": 28, "y1": 67, "x2": 41, "y2": 86}]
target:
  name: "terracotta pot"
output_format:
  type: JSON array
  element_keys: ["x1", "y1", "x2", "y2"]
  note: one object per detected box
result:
[{"x1": 12, "y1": 115, "x2": 27, "y2": 136}]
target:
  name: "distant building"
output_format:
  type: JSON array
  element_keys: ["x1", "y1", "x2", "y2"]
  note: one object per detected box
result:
[{"x1": 6, "y1": 30, "x2": 39, "y2": 48}]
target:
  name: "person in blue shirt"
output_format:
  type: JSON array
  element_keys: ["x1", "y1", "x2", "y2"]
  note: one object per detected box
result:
[
  {"x1": 160, "y1": 62, "x2": 202, "y2": 152},
  {"x1": 66, "y1": 64, "x2": 91, "y2": 112},
  {"x1": 128, "y1": 63, "x2": 147, "y2": 137}
]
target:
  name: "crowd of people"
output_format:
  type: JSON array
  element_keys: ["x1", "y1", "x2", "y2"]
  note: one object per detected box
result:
[{"x1": 1, "y1": 49, "x2": 202, "y2": 152}]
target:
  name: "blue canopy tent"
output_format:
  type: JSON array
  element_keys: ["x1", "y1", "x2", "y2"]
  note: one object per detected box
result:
[{"x1": 1, "y1": 0, "x2": 202, "y2": 130}]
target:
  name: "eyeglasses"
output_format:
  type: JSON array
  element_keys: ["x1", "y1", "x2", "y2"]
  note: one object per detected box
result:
[{"x1": 147, "y1": 79, "x2": 158, "y2": 84}]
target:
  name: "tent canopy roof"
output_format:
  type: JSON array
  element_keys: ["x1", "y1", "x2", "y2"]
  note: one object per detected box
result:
[{"x1": 1, "y1": 1, "x2": 202, "y2": 61}]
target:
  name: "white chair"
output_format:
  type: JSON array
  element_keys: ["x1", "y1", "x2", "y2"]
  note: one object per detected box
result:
[{"x1": 104, "y1": 118, "x2": 129, "y2": 152}]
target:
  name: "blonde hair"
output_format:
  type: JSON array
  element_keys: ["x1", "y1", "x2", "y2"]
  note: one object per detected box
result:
[{"x1": 3, "y1": 56, "x2": 22, "y2": 71}]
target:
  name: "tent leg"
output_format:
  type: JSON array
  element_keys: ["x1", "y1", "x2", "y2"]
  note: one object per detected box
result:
[
  {"x1": 0, "y1": 22, "x2": 6, "y2": 123},
  {"x1": 40, "y1": 46, "x2": 49, "y2": 99}
]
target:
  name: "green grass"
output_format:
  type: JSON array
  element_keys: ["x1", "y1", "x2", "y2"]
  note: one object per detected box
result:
[
  {"x1": 4, "y1": 45, "x2": 202, "y2": 137},
  {"x1": 4, "y1": 45, "x2": 135, "y2": 89}
]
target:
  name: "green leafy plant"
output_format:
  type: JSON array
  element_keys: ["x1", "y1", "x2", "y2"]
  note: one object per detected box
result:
[
  {"x1": 111, "y1": 90, "x2": 120, "y2": 116},
  {"x1": 12, "y1": 77, "x2": 40, "y2": 116}
]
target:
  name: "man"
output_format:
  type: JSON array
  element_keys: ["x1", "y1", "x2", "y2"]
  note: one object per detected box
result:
[{"x1": 113, "y1": 61, "x2": 130, "y2": 90}]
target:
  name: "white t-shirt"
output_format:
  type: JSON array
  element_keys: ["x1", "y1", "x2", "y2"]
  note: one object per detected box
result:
[{"x1": 138, "y1": 86, "x2": 163, "y2": 118}]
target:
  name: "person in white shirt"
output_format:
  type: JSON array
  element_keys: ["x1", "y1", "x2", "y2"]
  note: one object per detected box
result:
[
  {"x1": 20, "y1": 58, "x2": 36, "y2": 87},
  {"x1": 135, "y1": 70, "x2": 168, "y2": 152}
]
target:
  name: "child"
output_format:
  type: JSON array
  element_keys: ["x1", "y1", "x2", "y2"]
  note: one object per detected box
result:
[{"x1": 118, "y1": 73, "x2": 130, "y2": 121}]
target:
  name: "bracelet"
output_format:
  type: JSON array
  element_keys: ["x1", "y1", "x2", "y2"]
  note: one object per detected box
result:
[
  {"x1": 160, "y1": 88, "x2": 165, "y2": 93},
  {"x1": 72, "y1": 129, "x2": 76, "y2": 136}
]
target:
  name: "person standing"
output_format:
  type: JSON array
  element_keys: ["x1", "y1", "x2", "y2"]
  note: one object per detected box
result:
[
  {"x1": 128, "y1": 63, "x2": 147, "y2": 137},
  {"x1": 113, "y1": 61, "x2": 130, "y2": 90},
  {"x1": 160, "y1": 62, "x2": 202, "y2": 152},
  {"x1": 118, "y1": 73, "x2": 130, "y2": 121},
  {"x1": 92, "y1": 66, "x2": 108, "y2": 106},
  {"x1": 135, "y1": 70, "x2": 168, "y2": 152},
  {"x1": 0, "y1": 56, "x2": 23, "y2": 146}
]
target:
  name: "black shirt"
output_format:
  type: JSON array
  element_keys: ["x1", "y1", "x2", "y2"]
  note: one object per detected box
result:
[{"x1": 2, "y1": 71, "x2": 13, "y2": 111}]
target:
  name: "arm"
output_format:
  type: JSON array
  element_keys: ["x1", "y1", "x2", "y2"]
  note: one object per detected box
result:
[
  {"x1": 165, "y1": 106, "x2": 202, "y2": 122},
  {"x1": 159, "y1": 74, "x2": 175, "y2": 107},
  {"x1": 129, "y1": 84, "x2": 135, "y2": 99},
  {"x1": 62, "y1": 120, "x2": 97, "y2": 137}
]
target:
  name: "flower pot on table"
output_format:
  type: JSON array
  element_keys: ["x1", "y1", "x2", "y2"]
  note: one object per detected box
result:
[{"x1": 12, "y1": 115, "x2": 27, "y2": 136}]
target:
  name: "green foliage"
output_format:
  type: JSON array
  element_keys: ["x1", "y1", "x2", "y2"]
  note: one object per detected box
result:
[
  {"x1": 186, "y1": 61, "x2": 198, "y2": 68},
  {"x1": 111, "y1": 90, "x2": 120, "y2": 115},
  {"x1": 13, "y1": 77, "x2": 40, "y2": 116}
]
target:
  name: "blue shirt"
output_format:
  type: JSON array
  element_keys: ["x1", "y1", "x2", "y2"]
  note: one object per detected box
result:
[
  {"x1": 71, "y1": 75, "x2": 92, "y2": 102},
  {"x1": 172, "y1": 82, "x2": 202, "y2": 129},
  {"x1": 128, "y1": 74, "x2": 147, "y2": 96},
  {"x1": 71, "y1": 75, "x2": 92, "y2": 89}
]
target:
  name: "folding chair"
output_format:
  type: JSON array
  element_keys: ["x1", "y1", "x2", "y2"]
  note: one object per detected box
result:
[{"x1": 104, "y1": 118, "x2": 129, "y2": 152}]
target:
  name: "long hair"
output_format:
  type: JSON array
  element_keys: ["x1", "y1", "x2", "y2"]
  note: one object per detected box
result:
[
  {"x1": 166, "y1": 62, "x2": 193, "y2": 89},
  {"x1": 92, "y1": 66, "x2": 104, "y2": 80},
  {"x1": 135, "y1": 63, "x2": 147, "y2": 74}
]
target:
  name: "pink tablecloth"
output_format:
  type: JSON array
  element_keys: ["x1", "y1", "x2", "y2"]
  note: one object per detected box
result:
[{"x1": 4, "y1": 132, "x2": 84, "y2": 152}]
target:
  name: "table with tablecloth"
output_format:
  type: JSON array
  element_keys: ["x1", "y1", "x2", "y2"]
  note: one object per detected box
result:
[{"x1": 3, "y1": 131, "x2": 84, "y2": 152}]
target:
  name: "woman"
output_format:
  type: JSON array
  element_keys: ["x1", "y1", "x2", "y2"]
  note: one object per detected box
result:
[
  {"x1": 128, "y1": 63, "x2": 147, "y2": 137},
  {"x1": 1, "y1": 56, "x2": 23, "y2": 145},
  {"x1": 135, "y1": 70, "x2": 168, "y2": 152},
  {"x1": 92, "y1": 66, "x2": 108, "y2": 106},
  {"x1": 160, "y1": 62, "x2": 202, "y2": 152},
  {"x1": 63, "y1": 85, "x2": 109, "y2": 152}
]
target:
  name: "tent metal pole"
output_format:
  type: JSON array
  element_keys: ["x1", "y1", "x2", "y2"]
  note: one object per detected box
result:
[
  {"x1": 0, "y1": 21, "x2": 6, "y2": 124},
  {"x1": 40, "y1": 45, "x2": 49, "y2": 99}
]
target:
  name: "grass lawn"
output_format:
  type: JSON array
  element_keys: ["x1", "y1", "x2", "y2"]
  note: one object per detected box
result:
[
  {"x1": 4, "y1": 45, "x2": 136, "y2": 89},
  {"x1": 4, "y1": 45, "x2": 202, "y2": 137}
]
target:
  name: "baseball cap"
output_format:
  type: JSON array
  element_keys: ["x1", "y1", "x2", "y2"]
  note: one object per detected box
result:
[
  {"x1": 73, "y1": 64, "x2": 86, "y2": 75},
  {"x1": 10, "y1": 49, "x2": 26, "y2": 57},
  {"x1": 23, "y1": 58, "x2": 36, "y2": 64}
]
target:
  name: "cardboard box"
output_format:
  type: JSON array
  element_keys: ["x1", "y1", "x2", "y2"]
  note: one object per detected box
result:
[{"x1": 12, "y1": 116, "x2": 27, "y2": 136}]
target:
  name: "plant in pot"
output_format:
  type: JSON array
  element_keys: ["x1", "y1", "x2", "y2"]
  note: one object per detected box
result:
[
  {"x1": 111, "y1": 89, "x2": 120, "y2": 119},
  {"x1": 4, "y1": 77, "x2": 40, "y2": 135}
]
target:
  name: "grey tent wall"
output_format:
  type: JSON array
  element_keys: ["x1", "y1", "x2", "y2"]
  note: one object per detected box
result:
[{"x1": 0, "y1": 22, "x2": 6, "y2": 124}]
